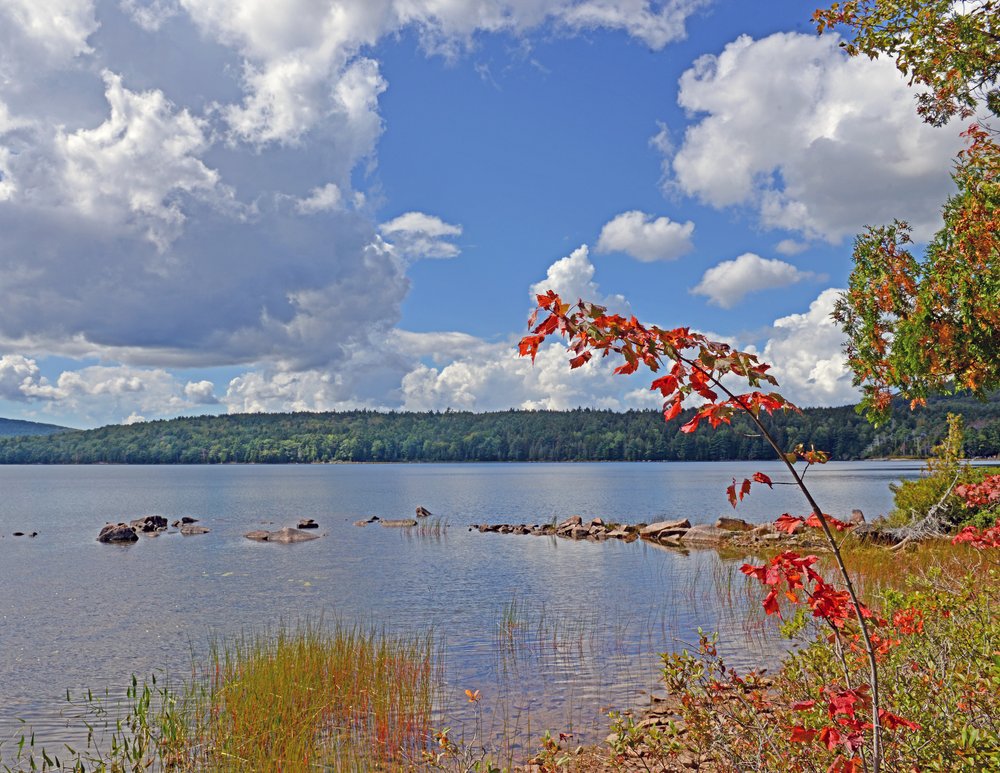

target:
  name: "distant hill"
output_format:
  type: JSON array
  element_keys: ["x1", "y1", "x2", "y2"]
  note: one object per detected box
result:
[
  {"x1": 0, "y1": 393, "x2": 996, "y2": 464},
  {"x1": 0, "y1": 417, "x2": 72, "y2": 438}
]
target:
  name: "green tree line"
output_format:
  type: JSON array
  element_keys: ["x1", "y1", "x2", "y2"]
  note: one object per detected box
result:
[{"x1": 0, "y1": 394, "x2": 998, "y2": 464}]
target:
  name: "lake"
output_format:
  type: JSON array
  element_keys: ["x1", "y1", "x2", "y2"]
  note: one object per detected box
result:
[{"x1": 0, "y1": 460, "x2": 926, "y2": 754}]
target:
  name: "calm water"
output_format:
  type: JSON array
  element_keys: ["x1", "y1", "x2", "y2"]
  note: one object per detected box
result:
[{"x1": 0, "y1": 461, "x2": 924, "y2": 750}]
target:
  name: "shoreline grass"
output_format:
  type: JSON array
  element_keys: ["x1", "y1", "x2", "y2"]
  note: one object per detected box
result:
[{"x1": 1, "y1": 622, "x2": 441, "y2": 772}]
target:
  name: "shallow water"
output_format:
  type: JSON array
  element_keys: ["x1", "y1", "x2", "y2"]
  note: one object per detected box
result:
[{"x1": 0, "y1": 460, "x2": 924, "y2": 751}]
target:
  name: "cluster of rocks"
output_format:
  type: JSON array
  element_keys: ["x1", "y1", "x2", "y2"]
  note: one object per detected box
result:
[
  {"x1": 97, "y1": 515, "x2": 212, "y2": 543},
  {"x1": 96, "y1": 514, "x2": 332, "y2": 544},
  {"x1": 472, "y1": 510, "x2": 875, "y2": 550},
  {"x1": 473, "y1": 515, "x2": 644, "y2": 540}
]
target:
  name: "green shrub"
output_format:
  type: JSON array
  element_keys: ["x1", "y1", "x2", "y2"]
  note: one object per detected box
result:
[
  {"x1": 888, "y1": 413, "x2": 997, "y2": 527},
  {"x1": 615, "y1": 564, "x2": 1000, "y2": 772}
]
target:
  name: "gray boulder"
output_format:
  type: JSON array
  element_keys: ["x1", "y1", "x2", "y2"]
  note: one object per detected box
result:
[
  {"x1": 640, "y1": 519, "x2": 691, "y2": 539},
  {"x1": 180, "y1": 524, "x2": 211, "y2": 535},
  {"x1": 557, "y1": 515, "x2": 583, "y2": 530},
  {"x1": 680, "y1": 524, "x2": 735, "y2": 544},
  {"x1": 98, "y1": 523, "x2": 139, "y2": 543}
]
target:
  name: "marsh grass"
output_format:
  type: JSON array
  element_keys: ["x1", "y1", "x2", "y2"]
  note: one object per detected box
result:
[
  {"x1": 408, "y1": 517, "x2": 449, "y2": 540},
  {"x1": 1, "y1": 623, "x2": 440, "y2": 772},
  {"x1": 185, "y1": 622, "x2": 440, "y2": 770}
]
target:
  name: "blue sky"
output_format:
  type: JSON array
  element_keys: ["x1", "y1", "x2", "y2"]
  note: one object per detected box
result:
[{"x1": 0, "y1": 0, "x2": 968, "y2": 427}]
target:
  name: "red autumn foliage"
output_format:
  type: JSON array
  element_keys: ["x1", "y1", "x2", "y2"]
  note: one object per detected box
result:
[
  {"x1": 954, "y1": 474, "x2": 1000, "y2": 508},
  {"x1": 952, "y1": 518, "x2": 1000, "y2": 549}
]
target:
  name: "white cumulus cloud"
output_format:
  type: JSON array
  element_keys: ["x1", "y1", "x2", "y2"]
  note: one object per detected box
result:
[
  {"x1": 184, "y1": 380, "x2": 218, "y2": 404},
  {"x1": 379, "y1": 211, "x2": 463, "y2": 260},
  {"x1": 667, "y1": 31, "x2": 966, "y2": 242},
  {"x1": 50, "y1": 70, "x2": 229, "y2": 251},
  {"x1": 691, "y1": 252, "x2": 820, "y2": 308},
  {"x1": 759, "y1": 288, "x2": 857, "y2": 407},
  {"x1": 529, "y1": 244, "x2": 628, "y2": 312},
  {"x1": 595, "y1": 210, "x2": 694, "y2": 262},
  {"x1": 295, "y1": 183, "x2": 343, "y2": 214},
  {"x1": 0, "y1": 355, "x2": 57, "y2": 401},
  {"x1": 1, "y1": 0, "x2": 98, "y2": 69}
]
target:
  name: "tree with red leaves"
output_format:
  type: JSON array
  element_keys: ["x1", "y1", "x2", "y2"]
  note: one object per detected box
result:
[{"x1": 518, "y1": 290, "x2": 892, "y2": 772}]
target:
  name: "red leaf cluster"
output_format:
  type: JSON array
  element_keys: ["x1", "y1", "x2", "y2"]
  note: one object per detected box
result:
[
  {"x1": 954, "y1": 474, "x2": 1000, "y2": 509},
  {"x1": 723, "y1": 472, "x2": 775, "y2": 509},
  {"x1": 774, "y1": 512, "x2": 851, "y2": 535},
  {"x1": 951, "y1": 518, "x2": 1000, "y2": 549},
  {"x1": 740, "y1": 552, "x2": 867, "y2": 628},
  {"x1": 517, "y1": 291, "x2": 793, "y2": 436},
  {"x1": 789, "y1": 684, "x2": 919, "y2": 767}
]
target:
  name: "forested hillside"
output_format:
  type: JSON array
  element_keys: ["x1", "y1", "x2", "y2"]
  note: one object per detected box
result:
[
  {"x1": 0, "y1": 417, "x2": 71, "y2": 437},
  {"x1": 0, "y1": 393, "x2": 997, "y2": 464}
]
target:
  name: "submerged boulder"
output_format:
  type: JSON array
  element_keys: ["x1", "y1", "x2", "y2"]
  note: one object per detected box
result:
[
  {"x1": 180, "y1": 524, "x2": 211, "y2": 535},
  {"x1": 380, "y1": 519, "x2": 417, "y2": 528},
  {"x1": 244, "y1": 527, "x2": 320, "y2": 543}
]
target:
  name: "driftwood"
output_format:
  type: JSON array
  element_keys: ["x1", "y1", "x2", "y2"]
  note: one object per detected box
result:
[{"x1": 884, "y1": 471, "x2": 962, "y2": 550}]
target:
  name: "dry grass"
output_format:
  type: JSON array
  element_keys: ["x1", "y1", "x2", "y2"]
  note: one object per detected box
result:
[{"x1": 180, "y1": 622, "x2": 440, "y2": 770}]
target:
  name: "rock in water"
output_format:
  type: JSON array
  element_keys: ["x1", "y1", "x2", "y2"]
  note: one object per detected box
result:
[
  {"x1": 180, "y1": 525, "x2": 211, "y2": 535},
  {"x1": 380, "y1": 519, "x2": 418, "y2": 528},
  {"x1": 680, "y1": 524, "x2": 734, "y2": 544},
  {"x1": 639, "y1": 519, "x2": 691, "y2": 539},
  {"x1": 130, "y1": 515, "x2": 167, "y2": 533},
  {"x1": 243, "y1": 527, "x2": 320, "y2": 543},
  {"x1": 415, "y1": 506, "x2": 432, "y2": 518},
  {"x1": 98, "y1": 523, "x2": 139, "y2": 543},
  {"x1": 297, "y1": 518, "x2": 319, "y2": 529}
]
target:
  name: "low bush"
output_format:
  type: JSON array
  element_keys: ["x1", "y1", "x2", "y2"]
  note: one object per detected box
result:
[{"x1": 607, "y1": 549, "x2": 1000, "y2": 772}]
